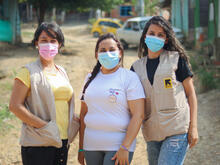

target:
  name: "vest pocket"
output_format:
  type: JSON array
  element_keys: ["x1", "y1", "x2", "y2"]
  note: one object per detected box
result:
[
  {"x1": 22, "y1": 121, "x2": 62, "y2": 148},
  {"x1": 154, "y1": 73, "x2": 177, "y2": 111}
]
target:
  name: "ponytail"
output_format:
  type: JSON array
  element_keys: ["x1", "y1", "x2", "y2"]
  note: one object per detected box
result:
[{"x1": 81, "y1": 61, "x2": 101, "y2": 100}]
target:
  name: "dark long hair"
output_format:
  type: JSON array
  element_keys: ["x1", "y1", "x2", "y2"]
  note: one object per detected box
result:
[
  {"x1": 138, "y1": 16, "x2": 190, "y2": 66},
  {"x1": 81, "y1": 33, "x2": 124, "y2": 100}
]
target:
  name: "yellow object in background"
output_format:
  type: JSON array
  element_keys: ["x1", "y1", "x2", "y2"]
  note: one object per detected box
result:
[{"x1": 91, "y1": 18, "x2": 122, "y2": 37}]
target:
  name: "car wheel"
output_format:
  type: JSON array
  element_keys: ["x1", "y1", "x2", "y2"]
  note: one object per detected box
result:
[
  {"x1": 93, "y1": 32, "x2": 100, "y2": 38},
  {"x1": 120, "y1": 40, "x2": 128, "y2": 49}
]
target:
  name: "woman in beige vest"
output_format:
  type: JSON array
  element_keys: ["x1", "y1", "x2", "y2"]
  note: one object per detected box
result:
[
  {"x1": 131, "y1": 16, "x2": 198, "y2": 165},
  {"x1": 9, "y1": 22, "x2": 79, "y2": 165}
]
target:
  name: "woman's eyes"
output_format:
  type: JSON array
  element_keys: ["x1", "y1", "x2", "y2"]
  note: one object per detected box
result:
[
  {"x1": 40, "y1": 40, "x2": 47, "y2": 43},
  {"x1": 51, "y1": 40, "x2": 57, "y2": 43},
  {"x1": 158, "y1": 34, "x2": 165, "y2": 38},
  {"x1": 148, "y1": 32, "x2": 165, "y2": 38},
  {"x1": 99, "y1": 49, "x2": 117, "y2": 53},
  {"x1": 39, "y1": 39, "x2": 57, "y2": 43},
  {"x1": 149, "y1": 32, "x2": 155, "y2": 36}
]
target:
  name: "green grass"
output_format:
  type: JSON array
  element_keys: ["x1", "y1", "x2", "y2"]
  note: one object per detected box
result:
[
  {"x1": 8, "y1": 69, "x2": 17, "y2": 79},
  {"x1": 0, "y1": 104, "x2": 14, "y2": 131},
  {"x1": 21, "y1": 31, "x2": 34, "y2": 38},
  {"x1": 0, "y1": 81, "x2": 12, "y2": 91}
]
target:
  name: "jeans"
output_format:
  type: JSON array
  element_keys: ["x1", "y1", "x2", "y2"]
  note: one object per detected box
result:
[
  {"x1": 84, "y1": 150, "x2": 134, "y2": 165},
  {"x1": 147, "y1": 133, "x2": 189, "y2": 165}
]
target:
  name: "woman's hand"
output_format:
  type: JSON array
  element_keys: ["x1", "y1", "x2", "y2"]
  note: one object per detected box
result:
[
  {"x1": 73, "y1": 114, "x2": 80, "y2": 122},
  {"x1": 188, "y1": 124, "x2": 198, "y2": 148},
  {"x1": 112, "y1": 148, "x2": 129, "y2": 165},
  {"x1": 35, "y1": 120, "x2": 48, "y2": 129},
  {"x1": 183, "y1": 77, "x2": 198, "y2": 149},
  {"x1": 78, "y1": 151, "x2": 85, "y2": 165}
]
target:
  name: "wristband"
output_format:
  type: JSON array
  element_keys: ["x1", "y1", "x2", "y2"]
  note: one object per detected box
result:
[
  {"x1": 78, "y1": 149, "x2": 84, "y2": 152},
  {"x1": 120, "y1": 145, "x2": 129, "y2": 151}
]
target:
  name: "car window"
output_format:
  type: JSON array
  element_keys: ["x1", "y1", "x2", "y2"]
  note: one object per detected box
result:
[
  {"x1": 99, "y1": 21, "x2": 108, "y2": 26},
  {"x1": 131, "y1": 22, "x2": 139, "y2": 30},
  {"x1": 124, "y1": 22, "x2": 132, "y2": 30},
  {"x1": 125, "y1": 21, "x2": 139, "y2": 30},
  {"x1": 140, "y1": 20, "x2": 149, "y2": 30},
  {"x1": 108, "y1": 22, "x2": 120, "y2": 28}
]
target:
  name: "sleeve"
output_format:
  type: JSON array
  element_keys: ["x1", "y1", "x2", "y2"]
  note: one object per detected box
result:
[
  {"x1": 130, "y1": 66, "x2": 135, "y2": 72},
  {"x1": 175, "y1": 56, "x2": 193, "y2": 82},
  {"x1": 80, "y1": 73, "x2": 91, "y2": 101},
  {"x1": 15, "y1": 67, "x2": 31, "y2": 88},
  {"x1": 126, "y1": 72, "x2": 145, "y2": 101}
]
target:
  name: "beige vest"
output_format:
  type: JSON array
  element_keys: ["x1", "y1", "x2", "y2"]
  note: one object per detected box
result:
[
  {"x1": 20, "y1": 59, "x2": 79, "y2": 148},
  {"x1": 132, "y1": 50, "x2": 190, "y2": 142}
]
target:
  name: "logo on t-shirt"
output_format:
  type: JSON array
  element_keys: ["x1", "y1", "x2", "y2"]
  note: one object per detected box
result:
[
  {"x1": 108, "y1": 88, "x2": 120, "y2": 103},
  {"x1": 163, "y1": 78, "x2": 173, "y2": 88}
]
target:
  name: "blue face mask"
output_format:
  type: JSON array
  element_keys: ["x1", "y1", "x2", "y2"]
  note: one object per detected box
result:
[
  {"x1": 98, "y1": 51, "x2": 120, "y2": 69},
  {"x1": 145, "y1": 35, "x2": 165, "y2": 52}
]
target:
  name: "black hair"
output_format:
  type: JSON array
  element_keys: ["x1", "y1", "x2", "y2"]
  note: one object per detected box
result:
[
  {"x1": 138, "y1": 16, "x2": 190, "y2": 66},
  {"x1": 81, "y1": 33, "x2": 124, "y2": 100},
  {"x1": 32, "y1": 22, "x2": 64, "y2": 47}
]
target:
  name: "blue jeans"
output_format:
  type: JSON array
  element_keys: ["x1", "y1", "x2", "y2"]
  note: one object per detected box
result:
[{"x1": 147, "y1": 133, "x2": 189, "y2": 165}]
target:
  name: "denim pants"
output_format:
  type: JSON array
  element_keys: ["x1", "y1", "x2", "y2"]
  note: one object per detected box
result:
[
  {"x1": 84, "y1": 150, "x2": 134, "y2": 165},
  {"x1": 147, "y1": 133, "x2": 189, "y2": 165}
]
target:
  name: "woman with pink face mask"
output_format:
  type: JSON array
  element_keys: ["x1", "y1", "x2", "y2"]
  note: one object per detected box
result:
[{"x1": 9, "y1": 22, "x2": 79, "y2": 165}]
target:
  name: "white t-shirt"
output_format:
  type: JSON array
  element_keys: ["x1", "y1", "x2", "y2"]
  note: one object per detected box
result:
[{"x1": 83, "y1": 67, "x2": 145, "y2": 152}]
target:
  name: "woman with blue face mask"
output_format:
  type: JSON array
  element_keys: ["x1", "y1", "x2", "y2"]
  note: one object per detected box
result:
[
  {"x1": 131, "y1": 16, "x2": 198, "y2": 165},
  {"x1": 78, "y1": 33, "x2": 145, "y2": 165}
]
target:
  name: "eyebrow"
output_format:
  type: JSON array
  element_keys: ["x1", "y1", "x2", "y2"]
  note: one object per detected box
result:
[
  {"x1": 149, "y1": 30, "x2": 165, "y2": 34},
  {"x1": 39, "y1": 36, "x2": 48, "y2": 39}
]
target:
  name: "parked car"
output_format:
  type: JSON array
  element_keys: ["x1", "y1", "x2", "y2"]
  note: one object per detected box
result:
[
  {"x1": 116, "y1": 17, "x2": 184, "y2": 49},
  {"x1": 91, "y1": 18, "x2": 123, "y2": 37}
]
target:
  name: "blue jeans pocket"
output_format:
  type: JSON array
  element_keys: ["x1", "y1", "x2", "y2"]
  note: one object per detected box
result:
[
  {"x1": 166, "y1": 139, "x2": 185, "y2": 152},
  {"x1": 158, "y1": 134, "x2": 189, "y2": 165},
  {"x1": 165, "y1": 134, "x2": 188, "y2": 152}
]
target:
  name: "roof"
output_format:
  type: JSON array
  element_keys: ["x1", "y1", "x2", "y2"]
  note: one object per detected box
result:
[
  {"x1": 98, "y1": 18, "x2": 121, "y2": 22},
  {"x1": 126, "y1": 16, "x2": 153, "y2": 22}
]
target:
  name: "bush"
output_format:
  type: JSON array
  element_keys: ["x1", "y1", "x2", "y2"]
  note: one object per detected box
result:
[
  {"x1": 88, "y1": 18, "x2": 96, "y2": 25},
  {"x1": 0, "y1": 104, "x2": 14, "y2": 131},
  {"x1": 197, "y1": 68, "x2": 219, "y2": 92}
]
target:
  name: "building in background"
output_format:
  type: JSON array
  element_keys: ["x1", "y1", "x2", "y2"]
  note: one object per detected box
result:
[
  {"x1": 160, "y1": 0, "x2": 220, "y2": 61},
  {"x1": 0, "y1": 0, "x2": 21, "y2": 44},
  {"x1": 109, "y1": 1, "x2": 137, "y2": 22}
]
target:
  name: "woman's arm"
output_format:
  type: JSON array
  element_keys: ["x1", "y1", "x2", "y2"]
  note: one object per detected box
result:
[
  {"x1": 182, "y1": 77, "x2": 198, "y2": 148},
  {"x1": 112, "y1": 98, "x2": 145, "y2": 165},
  {"x1": 9, "y1": 79, "x2": 47, "y2": 128},
  {"x1": 78, "y1": 101, "x2": 88, "y2": 165}
]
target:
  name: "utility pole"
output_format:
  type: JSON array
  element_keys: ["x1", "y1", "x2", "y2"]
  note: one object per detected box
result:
[
  {"x1": 194, "y1": 0, "x2": 200, "y2": 47},
  {"x1": 216, "y1": 0, "x2": 220, "y2": 61},
  {"x1": 137, "y1": 0, "x2": 145, "y2": 17}
]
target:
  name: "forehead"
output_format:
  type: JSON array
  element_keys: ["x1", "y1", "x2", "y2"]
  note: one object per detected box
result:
[
  {"x1": 38, "y1": 30, "x2": 56, "y2": 39},
  {"x1": 147, "y1": 24, "x2": 165, "y2": 33},
  {"x1": 98, "y1": 38, "x2": 117, "y2": 49}
]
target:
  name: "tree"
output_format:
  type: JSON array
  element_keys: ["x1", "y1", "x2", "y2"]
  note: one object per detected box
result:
[
  {"x1": 20, "y1": 0, "x2": 124, "y2": 26},
  {"x1": 131, "y1": 0, "x2": 159, "y2": 16}
]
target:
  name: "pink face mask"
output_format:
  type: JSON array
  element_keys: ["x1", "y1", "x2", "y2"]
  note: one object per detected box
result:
[{"x1": 38, "y1": 43, "x2": 58, "y2": 60}]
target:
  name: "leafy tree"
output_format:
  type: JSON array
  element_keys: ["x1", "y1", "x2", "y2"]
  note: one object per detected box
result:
[
  {"x1": 131, "y1": 0, "x2": 159, "y2": 16},
  {"x1": 19, "y1": 0, "x2": 124, "y2": 25}
]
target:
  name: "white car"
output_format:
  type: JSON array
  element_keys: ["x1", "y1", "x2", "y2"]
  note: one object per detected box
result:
[{"x1": 116, "y1": 17, "x2": 184, "y2": 49}]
